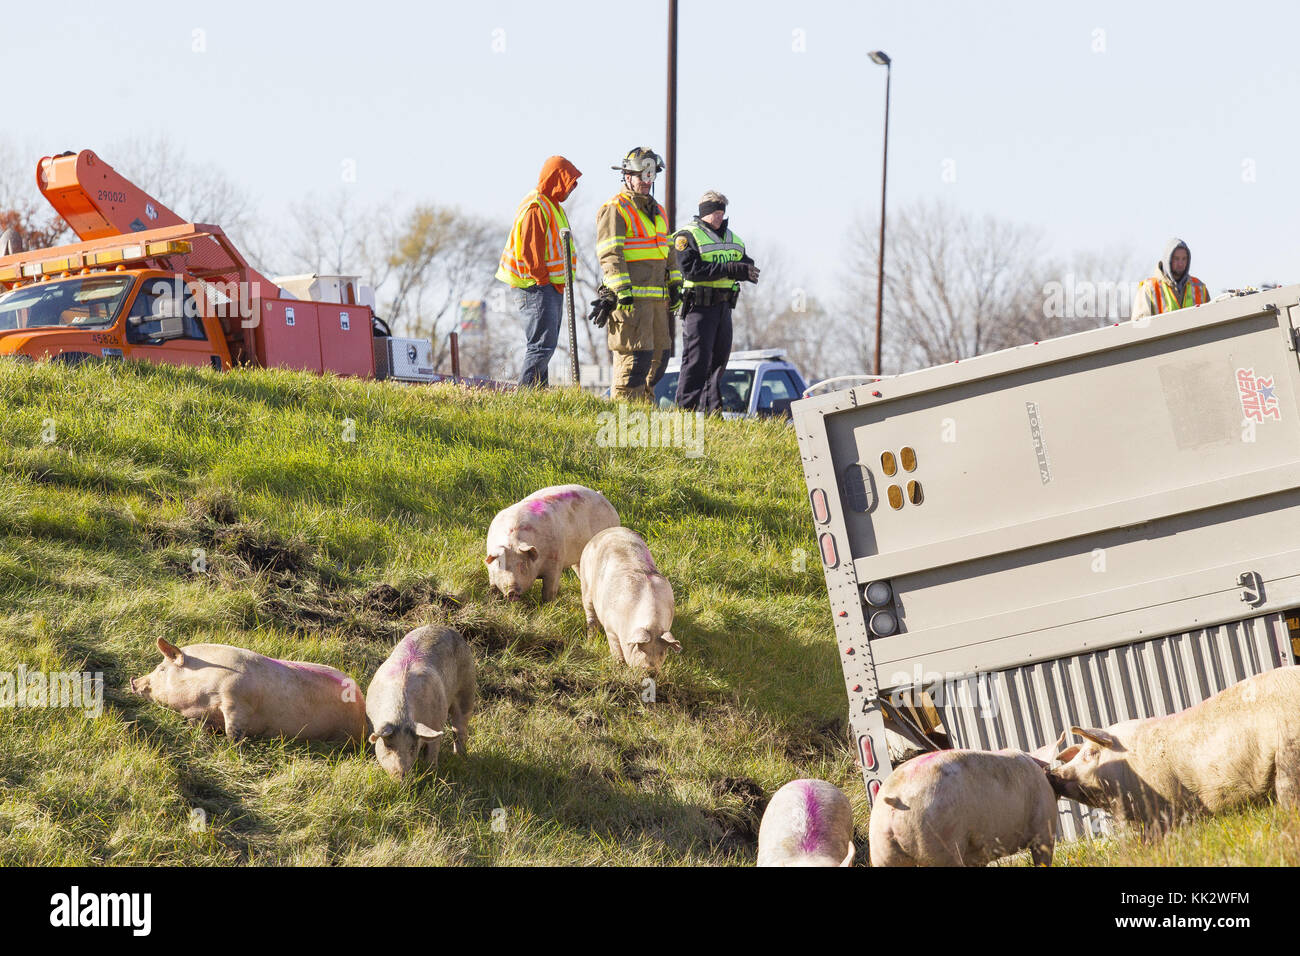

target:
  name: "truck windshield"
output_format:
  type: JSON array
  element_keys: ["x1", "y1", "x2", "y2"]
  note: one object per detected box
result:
[{"x1": 0, "y1": 275, "x2": 135, "y2": 331}]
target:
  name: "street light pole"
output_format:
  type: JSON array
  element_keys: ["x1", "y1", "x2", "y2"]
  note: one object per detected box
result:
[
  {"x1": 666, "y1": 0, "x2": 678, "y2": 232},
  {"x1": 869, "y1": 50, "x2": 891, "y2": 377}
]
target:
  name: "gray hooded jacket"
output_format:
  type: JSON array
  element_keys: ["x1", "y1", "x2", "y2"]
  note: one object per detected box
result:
[{"x1": 1158, "y1": 237, "x2": 1192, "y2": 303}]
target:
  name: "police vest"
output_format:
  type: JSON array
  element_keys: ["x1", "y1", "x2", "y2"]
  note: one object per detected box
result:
[
  {"x1": 495, "y1": 190, "x2": 572, "y2": 289},
  {"x1": 678, "y1": 222, "x2": 745, "y2": 291},
  {"x1": 1141, "y1": 274, "x2": 1208, "y2": 314}
]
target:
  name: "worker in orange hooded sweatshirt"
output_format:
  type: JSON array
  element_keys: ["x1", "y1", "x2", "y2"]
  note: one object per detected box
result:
[{"x1": 495, "y1": 156, "x2": 582, "y2": 386}]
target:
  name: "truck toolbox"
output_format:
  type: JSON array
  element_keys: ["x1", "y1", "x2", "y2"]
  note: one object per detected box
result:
[{"x1": 793, "y1": 285, "x2": 1300, "y2": 839}]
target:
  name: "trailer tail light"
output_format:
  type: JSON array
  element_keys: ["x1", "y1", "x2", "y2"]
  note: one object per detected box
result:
[
  {"x1": 870, "y1": 609, "x2": 898, "y2": 636},
  {"x1": 810, "y1": 487, "x2": 830, "y2": 524},
  {"x1": 818, "y1": 532, "x2": 838, "y2": 568},
  {"x1": 863, "y1": 580, "x2": 892, "y2": 606},
  {"x1": 860, "y1": 735, "x2": 878, "y2": 772},
  {"x1": 868, "y1": 778, "x2": 881, "y2": 803}
]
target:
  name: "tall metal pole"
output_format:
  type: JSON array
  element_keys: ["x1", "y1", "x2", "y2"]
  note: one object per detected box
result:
[
  {"x1": 561, "y1": 227, "x2": 579, "y2": 386},
  {"x1": 870, "y1": 52, "x2": 892, "y2": 377},
  {"x1": 666, "y1": 0, "x2": 678, "y2": 232}
]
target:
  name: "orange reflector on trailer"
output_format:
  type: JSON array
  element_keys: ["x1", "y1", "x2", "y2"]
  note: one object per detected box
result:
[
  {"x1": 860, "y1": 735, "x2": 877, "y2": 772},
  {"x1": 810, "y1": 487, "x2": 830, "y2": 524},
  {"x1": 819, "y1": 532, "x2": 838, "y2": 568}
]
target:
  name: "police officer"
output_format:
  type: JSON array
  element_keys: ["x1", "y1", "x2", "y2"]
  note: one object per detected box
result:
[{"x1": 673, "y1": 190, "x2": 759, "y2": 412}]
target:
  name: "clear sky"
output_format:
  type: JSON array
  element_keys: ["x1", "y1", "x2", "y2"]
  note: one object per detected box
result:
[{"x1": 6, "y1": 0, "x2": 1298, "y2": 296}]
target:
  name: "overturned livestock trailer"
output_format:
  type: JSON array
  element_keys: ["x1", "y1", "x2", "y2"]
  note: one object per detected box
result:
[{"x1": 793, "y1": 285, "x2": 1300, "y2": 839}]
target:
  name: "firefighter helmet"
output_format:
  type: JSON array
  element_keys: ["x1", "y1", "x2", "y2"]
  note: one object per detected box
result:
[{"x1": 613, "y1": 147, "x2": 664, "y2": 182}]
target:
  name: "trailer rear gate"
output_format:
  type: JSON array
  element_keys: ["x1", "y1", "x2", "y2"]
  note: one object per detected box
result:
[{"x1": 793, "y1": 286, "x2": 1300, "y2": 841}]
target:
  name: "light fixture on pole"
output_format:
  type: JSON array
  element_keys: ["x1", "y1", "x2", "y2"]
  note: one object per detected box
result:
[{"x1": 868, "y1": 49, "x2": 891, "y2": 377}]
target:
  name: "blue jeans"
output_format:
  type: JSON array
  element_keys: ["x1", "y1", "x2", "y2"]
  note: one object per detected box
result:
[{"x1": 516, "y1": 284, "x2": 563, "y2": 386}]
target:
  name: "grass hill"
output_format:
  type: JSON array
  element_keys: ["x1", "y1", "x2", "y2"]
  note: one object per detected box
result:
[
  {"x1": 0, "y1": 359, "x2": 1293, "y2": 866},
  {"x1": 0, "y1": 360, "x2": 853, "y2": 865}
]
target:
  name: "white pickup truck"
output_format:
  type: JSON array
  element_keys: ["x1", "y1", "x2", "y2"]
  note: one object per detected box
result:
[{"x1": 792, "y1": 287, "x2": 1300, "y2": 839}]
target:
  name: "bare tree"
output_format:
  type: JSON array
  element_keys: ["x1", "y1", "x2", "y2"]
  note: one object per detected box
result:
[
  {"x1": 0, "y1": 138, "x2": 71, "y2": 250},
  {"x1": 843, "y1": 200, "x2": 1049, "y2": 373},
  {"x1": 729, "y1": 249, "x2": 834, "y2": 381},
  {"x1": 356, "y1": 202, "x2": 504, "y2": 369}
]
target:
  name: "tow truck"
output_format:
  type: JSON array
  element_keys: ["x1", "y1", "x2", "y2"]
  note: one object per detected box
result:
[{"x1": 0, "y1": 149, "x2": 492, "y2": 386}]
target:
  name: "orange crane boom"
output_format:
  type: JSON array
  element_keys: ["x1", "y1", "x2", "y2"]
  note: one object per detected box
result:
[{"x1": 36, "y1": 149, "x2": 280, "y2": 294}]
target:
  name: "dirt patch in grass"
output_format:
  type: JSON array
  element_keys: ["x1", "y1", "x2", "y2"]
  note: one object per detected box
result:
[{"x1": 705, "y1": 775, "x2": 769, "y2": 850}]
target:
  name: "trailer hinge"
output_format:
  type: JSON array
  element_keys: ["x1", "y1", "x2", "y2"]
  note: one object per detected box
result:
[{"x1": 1239, "y1": 570, "x2": 1265, "y2": 607}]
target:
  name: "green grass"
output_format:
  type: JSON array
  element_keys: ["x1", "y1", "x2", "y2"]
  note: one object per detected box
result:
[
  {"x1": 0, "y1": 359, "x2": 1293, "y2": 866},
  {"x1": 0, "y1": 359, "x2": 854, "y2": 866}
]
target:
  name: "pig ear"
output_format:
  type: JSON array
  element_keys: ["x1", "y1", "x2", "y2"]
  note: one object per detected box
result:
[
  {"x1": 1055, "y1": 744, "x2": 1082, "y2": 764},
  {"x1": 626, "y1": 629, "x2": 652, "y2": 645},
  {"x1": 517, "y1": 543, "x2": 538, "y2": 557},
  {"x1": 413, "y1": 723, "x2": 444, "y2": 740},
  {"x1": 157, "y1": 637, "x2": 183, "y2": 662},
  {"x1": 662, "y1": 632, "x2": 682, "y2": 653},
  {"x1": 484, "y1": 554, "x2": 497, "y2": 566},
  {"x1": 1070, "y1": 726, "x2": 1121, "y2": 750}
]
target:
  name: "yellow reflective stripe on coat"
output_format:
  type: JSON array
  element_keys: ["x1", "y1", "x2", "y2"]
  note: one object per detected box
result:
[
  {"x1": 496, "y1": 191, "x2": 572, "y2": 288},
  {"x1": 609, "y1": 194, "x2": 670, "y2": 261}
]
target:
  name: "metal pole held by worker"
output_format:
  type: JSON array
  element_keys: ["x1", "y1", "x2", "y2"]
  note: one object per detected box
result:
[{"x1": 561, "y1": 227, "x2": 579, "y2": 386}]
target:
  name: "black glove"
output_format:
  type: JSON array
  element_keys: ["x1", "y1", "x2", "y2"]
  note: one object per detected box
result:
[
  {"x1": 726, "y1": 261, "x2": 760, "y2": 283},
  {"x1": 668, "y1": 284, "x2": 684, "y2": 312},
  {"x1": 588, "y1": 286, "x2": 618, "y2": 328}
]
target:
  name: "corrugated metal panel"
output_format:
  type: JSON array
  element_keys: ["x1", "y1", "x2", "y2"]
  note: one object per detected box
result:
[{"x1": 934, "y1": 612, "x2": 1293, "y2": 841}]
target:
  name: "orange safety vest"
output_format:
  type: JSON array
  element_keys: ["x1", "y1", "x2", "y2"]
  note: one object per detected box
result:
[
  {"x1": 1143, "y1": 274, "x2": 1209, "y2": 314},
  {"x1": 496, "y1": 191, "x2": 572, "y2": 289},
  {"x1": 598, "y1": 194, "x2": 670, "y2": 263}
]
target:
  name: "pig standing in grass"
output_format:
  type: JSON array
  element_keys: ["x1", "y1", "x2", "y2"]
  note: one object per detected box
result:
[
  {"x1": 130, "y1": 638, "x2": 365, "y2": 743},
  {"x1": 757, "y1": 779, "x2": 857, "y2": 867},
  {"x1": 485, "y1": 484, "x2": 619, "y2": 602},
  {"x1": 1048, "y1": 666, "x2": 1300, "y2": 837},
  {"x1": 869, "y1": 746, "x2": 1059, "y2": 867},
  {"x1": 579, "y1": 526, "x2": 680, "y2": 671},
  {"x1": 365, "y1": 626, "x2": 475, "y2": 780}
]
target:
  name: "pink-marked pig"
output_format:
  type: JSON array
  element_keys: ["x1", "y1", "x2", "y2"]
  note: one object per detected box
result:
[
  {"x1": 130, "y1": 638, "x2": 365, "y2": 743},
  {"x1": 365, "y1": 625, "x2": 475, "y2": 780},
  {"x1": 1048, "y1": 666, "x2": 1300, "y2": 837},
  {"x1": 757, "y1": 779, "x2": 857, "y2": 867},
  {"x1": 579, "y1": 526, "x2": 680, "y2": 672},
  {"x1": 869, "y1": 746, "x2": 1059, "y2": 867},
  {"x1": 485, "y1": 484, "x2": 619, "y2": 602}
]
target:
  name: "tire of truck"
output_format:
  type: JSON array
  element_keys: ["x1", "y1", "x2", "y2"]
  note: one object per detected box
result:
[{"x1": 51, "y1": 351, "x2": 97, "y2": 366}]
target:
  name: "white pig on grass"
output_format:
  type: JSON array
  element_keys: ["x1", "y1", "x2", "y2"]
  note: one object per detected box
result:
[
  {"x1": 869, "y1": 747, "x2": 1059, "y2": 867},
  {"x1": 485, "y1": 484, "x2": 619, "y2": 602},
  {"x1": 130, "y1": 638, "x2": 365, "y2": 744},
  {"x1": 365, "y1": 625, "x2": 475, "y2": 780},
  {"x1": 757, "y1": 779, "x2": 857, "y2": 867},
  {"x1": 579, "y1": 526, "x2": 680, "y2": 672},
  {"x1": 1048, "y1": 666, "x2": 1300, "y2": 837}
]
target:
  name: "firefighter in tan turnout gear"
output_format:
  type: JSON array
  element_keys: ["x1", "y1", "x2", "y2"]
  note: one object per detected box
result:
[{"x1": 595, "y1": 147, "x2": 683, "y2": 401}]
